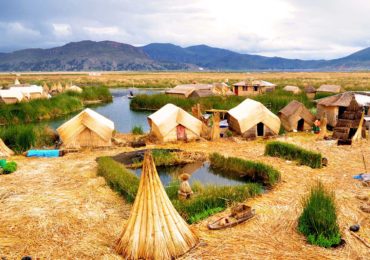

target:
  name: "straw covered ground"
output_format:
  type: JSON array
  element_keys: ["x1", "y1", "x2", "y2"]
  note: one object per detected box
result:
[{"x1": 0, "y1": 134, "x2": 369, "y2": 259}]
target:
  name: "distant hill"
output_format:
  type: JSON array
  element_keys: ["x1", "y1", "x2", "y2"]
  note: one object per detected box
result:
[{"x1": 0, "y1": 40, "x2": 369, "y2": 71}]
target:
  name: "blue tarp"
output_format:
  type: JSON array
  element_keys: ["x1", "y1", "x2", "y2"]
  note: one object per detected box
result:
[{"x1": 27, "y1": 150, "x2": 60, "y2": 158}]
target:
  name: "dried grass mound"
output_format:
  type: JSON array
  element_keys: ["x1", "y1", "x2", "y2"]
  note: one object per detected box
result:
[{"x1": 116, "y1": 151, "x2": 199, "y2": 259}]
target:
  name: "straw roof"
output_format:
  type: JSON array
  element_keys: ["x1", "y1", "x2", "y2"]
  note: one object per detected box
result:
[
  {"x1": 317, "y1": 91, "x2": 370, "y2": 107},
  {"x1": 57, "y1": 108, "x2": 114, "y2": 147},
  {"x1": 68, "y1": 85, "x2": 83, "y2": 93},
  {"x1": 116, "y1": 152, "x2": 199, "y2": 259},
  {"x1": 283, "y1": 85, "x2": 301, "y2": 94},
  {"x1": 0, "y1": 89, "x2": 24, "y2": 102},
  {"x1": 228, "y1": 99, "x2": 281, "y2": 134},
  {"x1": 278, "y1": 100, "x2": 315, "y2": 131},
  {"x1": 304, "y1": 86, "x2": 316, "y2": 93},
  {"x1": 233, "y1": 80, "x2": 276, "y2": 87},
  {"x1": 148, "y1": 104, "x2": 203, "y2": 140},
  {"x1": 10, "y1": 86, "x2": 43, "y2": 95},
  {"x1": 14, "y1": 78, "x2": 20, "y2": 85},
  {"x1": 317, "y1": 84, "x2": 342, "y2": 93},
  {"x1": 0, "y1": 138, "x2": 14, "y2": 157}
]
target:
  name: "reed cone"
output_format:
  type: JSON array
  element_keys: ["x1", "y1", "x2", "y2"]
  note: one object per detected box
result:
[
  {"x1": 116, "y1": 151, "x2": 199, "y2": 259},
  {"x1": 319, "y1": 112, "x2": 327, "y2": 139},
  {"x1": 210, "y1": 112, "x2": 220, "y2": 141}
]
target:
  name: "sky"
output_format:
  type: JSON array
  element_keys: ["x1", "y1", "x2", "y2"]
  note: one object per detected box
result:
[{"x1": 0, "y1": 0, "x2": 370, "y2": 60}]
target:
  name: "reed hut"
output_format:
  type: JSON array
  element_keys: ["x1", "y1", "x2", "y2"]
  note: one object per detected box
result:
[
  {"x1": 283, "y1": 85, "x2": 301, "y2": 94},
  {"x1": 43, "y1": 83, "x2": 50, "y2": 94},
  {"x1": 304, "y1": 86, "x2": 316, "y2": 99},
  {"x1": 57, "y1": 108, "x2": 114, "y2": 148},
  {"x1": 228, "y1": 99, "x2": 281, "y2": 138},
  {"x1": 332, "y1": 97, "x2": 366, "y2": 144},
  {"x1": 68, "y1": 85, "x2": 83, "y2": 93},
  {"x1": 278, "y1": 101, "x2": 316, "y2": 132},
  {"x1": 0, "y1": 138, "x2": 14, "y2": 157},
  {"x1": 116, "y1": 152, "x2": 199, "y2": 259},
  {"x1": 316, "y1": 91, "x2": 370, "y2": 127},
  {"x1": 148, "y1": 104, "x2": 203, "y2": 142},
  {"x1": 0, "y1": 89, "x2": 24, "y2": 104},
  {"x1": 317, "y1": 84, "x2": 342, "y2": 94},
  {"x1": 10, "y1": 86, "x2": 44, "y2": 100},
  {"x1": 232, "y1": 80, "x2": 276, "y2": 96}
]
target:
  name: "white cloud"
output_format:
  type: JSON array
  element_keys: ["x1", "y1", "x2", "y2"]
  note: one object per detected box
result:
[
  {"x1": 83, "y1": 26, "x2": 120, "y2": 36},
  {"x1": 52, "y1": 23, "x2": 71, "y2": 37}
]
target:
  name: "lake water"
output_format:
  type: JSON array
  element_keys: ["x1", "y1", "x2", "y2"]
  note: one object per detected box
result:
[
  {"x1": 133, "y1": 162, "x2": 247, "y2": 187},
  {"x1": 48, "y1": 88, "x2": 163, "y2": 133}
]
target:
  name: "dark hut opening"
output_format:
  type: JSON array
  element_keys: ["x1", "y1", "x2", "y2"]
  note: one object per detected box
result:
[
  {"x1": 297, "y1": 118, "x2": 305, "y2": 131},
  {"x1": 257, "y1": 122, "x2": 264, "y2": 136}
]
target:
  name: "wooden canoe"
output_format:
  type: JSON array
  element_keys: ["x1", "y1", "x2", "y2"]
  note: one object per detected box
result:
[{"x1": 207, "y1": 210, "x2": 255, "y2": 230}]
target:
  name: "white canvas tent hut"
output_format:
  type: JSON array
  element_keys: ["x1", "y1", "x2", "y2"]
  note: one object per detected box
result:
[
  {"x1": 10, "y1": 85, "x2": 44, "y2": 100},
  {"x1": 57, "y1": 108, "x2": 114, "y2": 148},
  {"x1": 148, "y1": 104, "x2": 203, "y2": 142},
  {"x1": 228, "y1": 99, "x2": 281, "y2": 138},
  {"x1": 0, "y1": 138, "x2": 14, "y2": 157},
  {"x1": 0, "y1": 89, "x2": 24, "y2": 104}
]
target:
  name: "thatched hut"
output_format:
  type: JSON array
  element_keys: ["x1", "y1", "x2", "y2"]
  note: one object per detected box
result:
[
  {"x1": 148, "y1": 104, "x2": 203, "y2": 142},
  {"x1": 332, "y1": 97, "x2": 366, "y2": 143},
  {"x1": 283, "y1": 85, "x2": 301, "y2": 94},
  {"x1": 232, "y1": 80, "x2": 276, "y2": 96},
  {"x1": 57, "y1": 108, "x2": 114, "y2": 148},
  {"x1": 116, "y1": 152, "x2": 199, "y2": 259},
  {"x1": 10, "y1": 86, "x2": 44, "y2": 100},
  {"x1": 0, "y1": 89, "x2": 24, "y2": 104},
  {"x1": 0, "y1": 138, "x2": 14, "y2": 157},
  {"x1": 228, "y1": 99, "x2": 281, "y2": 138},
  {"x1": 278, "y1": 100, "x2": 315, "y2": 132},
  {"x1": 317, "y1": 84, "x2": 342, "y2": 94},
  {"x1": 316, "y1": 91, "x2": 370, "y2": 127},
  {"x1": 304, "y1": 86, "x2": 316, "y2": 99},
  {"x1": 68, "y1": 85, "x2": 83, "y2": 93}
]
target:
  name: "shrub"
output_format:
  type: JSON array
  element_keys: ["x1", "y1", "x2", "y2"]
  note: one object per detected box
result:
[
  {"x1": 3, "y1": 161, "x2": 17, "y2": 174},
  {"x1": 131, "y1": 125, "x2": 144, "y2": 135},
  {"x1": 314, "y1": 92, "x2": 335, "y2": 100},
  {"x1": 298, "y1": 182, "x2": 341, "y2": 248},
  {"x1": 97, "y1": 157, "x2": 139, "y2": 203},
  {"x1": 265, "y1": 141, "x2": 322, "y2": 168},
  {"x1": 96, "y1": 156, "x2": 262, "y2": 223},
  {"x1": 209, "y1": 153, "x2": 280, "y2": 186}
]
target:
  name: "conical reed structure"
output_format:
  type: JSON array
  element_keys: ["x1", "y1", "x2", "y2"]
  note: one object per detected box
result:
[{"x1": 116, "y1": 152, "x2": 199, "y2": 259}]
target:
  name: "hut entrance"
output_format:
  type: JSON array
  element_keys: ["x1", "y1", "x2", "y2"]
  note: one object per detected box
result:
[
  {"x1": 234, "y1": 86, "x2": 239, "y2": 95},
  {"x1": 297, "y1": 118, "x2": 305, "y2": 131},
  {"x1": 348, "y1": 128, "x2": 357, "y2": 139},
  {"x1": 177, "y1": 125, "x2": 187, "y2": 141},
  {"x1": 257, "y1": 122, "x2": 264, "y2": 136},
  {"x1": 338, "y1": 106, "x2": 346, "y2": 117}
]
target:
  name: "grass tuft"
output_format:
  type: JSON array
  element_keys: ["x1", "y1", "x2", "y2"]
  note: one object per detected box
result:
[
  {"x1": 298, "y1": 181, "x2": 341, "y2": 248},
  {"x1": 131, "y1": 125, "x2": 144, "y2": 135},
  {"x1": 265, "y1": 141, "x2": 322, "y2": 168}
]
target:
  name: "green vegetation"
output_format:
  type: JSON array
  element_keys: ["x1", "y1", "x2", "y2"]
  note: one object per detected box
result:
[
  {"x1": 209, "y1": 153, "x2": 280, "y2": 186},
  {"x1": 0, "y1": 86, "x2": 112, "y2": 124},
  {"x1": 130, "y1": 149, "x2": 194, "y2": 168},
  {"x1": 130, "y1": 89, "x2": 313, "y2": 114},
  {"x1": 314, "y1": 92, "x2": 335, "y2": 100},
  {"x1": 298, "y1": 182, "x2": 341, "y2": 248},
  {"x1": 96, "y1": 156, "x2": 262, "y2": 223},
  {"x1": 2, "y1": 161, "x2": 17, "y2": 174},
  {"x1": 0, "y1": 124, "x2": 55, "y2": 153},
  {"x1": 265, "y1": 141, "x2": 322, "y2": 168},
  {"x1": 131, "y1": 125, "x2": 144, "y2": 135},
  {"x1": 97, "y1": 157, "x2": 139, "y2": 203}
]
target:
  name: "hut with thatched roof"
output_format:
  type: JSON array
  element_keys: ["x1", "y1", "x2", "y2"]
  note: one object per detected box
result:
[
  {"x1": 283, "y1": 85, "x2": 301, "y2": 94},
  {"x1": 68, "y1": 85, "x2": 83, "y2": 93},
  {"x1": 332, "y1": 97, "x2": 366, "y2": 144},
  {"x1": 278, "y1": 100, "x2": 316, "y2": 132},
  {"x1": 0, "y1": 89, "x2": 24, "y2": 104},
  {"x1": 116, "y1": 152, "x2": 199, "y2": 259},
  {"x1": 304, "y1": 86, "x2": 316, "y2": 99},
  {"x1": 232, "y1": 80, "x2": 276, "y2": 96},
  {"x1": 227, "y1": 99, "x2": 281, "y2": 138},
  {"x1": 57, "y1": 108, "x2": 114, "y2": 148},
  {"x1": 148, "y1": 104, "x2": 203, "y2": 142},
  {"x1": 0, "y1": 138, "x2": 14, "y2": 157},
  {"x1": 317, "y1": 84, "x2": 342, "y2": 94},
  {"x1": 316, "y1": 91, "x2": 370, "y2": 127}
]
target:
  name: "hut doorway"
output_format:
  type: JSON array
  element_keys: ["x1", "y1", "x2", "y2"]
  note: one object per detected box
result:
[
  {"x1": 297, "y1": 118, "x2": 305, "y2": 131},
  {"x1": 176, "y1": 125, "x2": 187, "y2": 141},
  {"x1": 257, "y1": 122, "x2": 264, "y2": 136},
  {"x1": 234, "y1": 86, "x2": 239, "y2": 95},
  {"x1": 338, "y1": 106, "x2": 346, "y2": 117}
]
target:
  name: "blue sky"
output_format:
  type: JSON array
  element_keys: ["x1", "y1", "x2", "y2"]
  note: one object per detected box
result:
[{"x1": 1, "y1": 0, "x2": 370, "y2": 59}]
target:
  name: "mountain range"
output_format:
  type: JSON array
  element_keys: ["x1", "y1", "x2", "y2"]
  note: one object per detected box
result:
[{"x1": 0, "y1": 40, "x2": 370, "y2": 71}]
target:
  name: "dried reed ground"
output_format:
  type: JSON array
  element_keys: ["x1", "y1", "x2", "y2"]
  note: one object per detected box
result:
[{"x1": 0, "y1": 134, "x2": 369, "y2": 259}]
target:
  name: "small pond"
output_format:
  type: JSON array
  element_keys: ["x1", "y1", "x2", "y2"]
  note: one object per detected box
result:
[{"x1": 132, "y1": 162, "x2": 248, "y2": 187}]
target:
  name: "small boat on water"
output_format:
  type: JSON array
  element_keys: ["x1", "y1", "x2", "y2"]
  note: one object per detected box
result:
[
  {"x1": 127, "y1": 90, "x2": 135, "y2": 99},
  {"x1": 207, "y1": 204, "x2": 255, "y2": 230}
]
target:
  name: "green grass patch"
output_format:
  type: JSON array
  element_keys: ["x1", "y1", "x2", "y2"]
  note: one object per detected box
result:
[
  {"x1": 0, "y1": 124, "x2": 55, "y2": 153},
  {"x1": 97, "y1": 157, "x2": 139, "y2": 203},
  {"x1": 97, "y1": 156, "x2": 262, "y2": 223},
  {"x1": 131, "y1": 125, "x2": 144, "y2": 135},
  {"x1": 2, "y1": 161, "x2": 17, "y2": 174},
  {"x1": 298, "y1": 181, "x2": 341, "y2": 248},
  {"x1": 314, "y1": 92, "x2": 336, "y2": 100},
  {"x1": 265, "y1": 141, "x2": 322, "y2": 168},
  {"x1": 209, "y1": 153, "x2": 280, "y2": 186}
]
